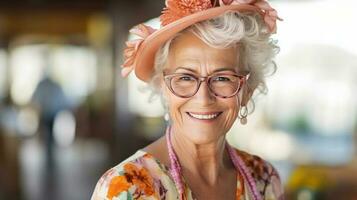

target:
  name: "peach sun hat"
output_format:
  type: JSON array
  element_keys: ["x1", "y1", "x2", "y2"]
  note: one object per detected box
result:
[{"x1": 121, "y1": 0, "x2": 282, "y2": 82}]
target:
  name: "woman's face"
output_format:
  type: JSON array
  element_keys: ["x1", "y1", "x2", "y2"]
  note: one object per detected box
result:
[{"x1": 161, "y1": 31, "x2": 244, "y2": 144}]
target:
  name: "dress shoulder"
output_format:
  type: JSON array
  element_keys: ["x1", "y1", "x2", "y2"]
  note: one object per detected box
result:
[
  {"x1": 235, "y1": 148, "x2": 285, "y2": 200},
  {"x1": 90, "y1": 150, "x2": 163, "y2": 200}
]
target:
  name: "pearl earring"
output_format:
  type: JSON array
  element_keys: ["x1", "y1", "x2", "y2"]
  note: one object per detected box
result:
[
  {"x1": 164, "y1": 112, "x2": 170, "y2": 121},
  {"x1": 238, "y1": 105, "x2": 248, "y2": 125}
]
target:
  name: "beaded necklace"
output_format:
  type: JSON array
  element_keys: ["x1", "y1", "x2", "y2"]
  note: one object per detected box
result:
[{"x1": 165, "y1": 125, "x2": 262, "y2": 200}]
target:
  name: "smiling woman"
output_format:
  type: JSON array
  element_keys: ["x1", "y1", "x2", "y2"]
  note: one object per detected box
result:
[
  {"x1": 160, "y1": 32, "x2": 244, "y2": 145},
  {"x1": 91, "y1": 0, "x2": 284, "y2": 200}
]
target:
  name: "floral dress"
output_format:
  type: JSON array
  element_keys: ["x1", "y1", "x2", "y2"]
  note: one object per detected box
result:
[{"x1": 91, "y1": 148, "x2": 284, "y2": 200}]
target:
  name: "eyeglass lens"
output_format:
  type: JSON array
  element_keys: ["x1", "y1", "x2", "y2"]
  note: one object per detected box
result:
[{"x1": 168, "y1": 73, "x2": 241, "y2": 98}]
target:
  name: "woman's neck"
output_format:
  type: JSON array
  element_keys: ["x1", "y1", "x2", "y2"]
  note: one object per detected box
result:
[{"x1": 170, "y1": 125, "x2": 233, "y2": 186}]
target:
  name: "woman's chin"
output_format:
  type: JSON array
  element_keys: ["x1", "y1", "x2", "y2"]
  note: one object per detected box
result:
[{"x1": 182, "y1": 127, "x2": 225, "y2": 145}]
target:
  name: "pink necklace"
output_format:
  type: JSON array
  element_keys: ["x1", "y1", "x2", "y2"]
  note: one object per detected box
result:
[{"x1": 165, "y1": 125, "x2": 262, "y2": 200}]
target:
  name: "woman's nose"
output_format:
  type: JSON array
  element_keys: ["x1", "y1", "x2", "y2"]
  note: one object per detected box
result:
[{"x1": 192, "y1": 81, "x2": 216, "y2": 105}]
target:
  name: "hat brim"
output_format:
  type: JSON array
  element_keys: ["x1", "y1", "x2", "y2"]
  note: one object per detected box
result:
[{"x1": 134, "y1": 4, "x2": 262, "y2": 82}]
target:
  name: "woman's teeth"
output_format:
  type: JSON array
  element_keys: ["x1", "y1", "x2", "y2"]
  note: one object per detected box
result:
[{"x1": 188, "y1": 112, "x2": 221, "y2": 120}]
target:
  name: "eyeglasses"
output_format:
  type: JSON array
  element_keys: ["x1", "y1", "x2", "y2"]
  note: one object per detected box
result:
[{"x1": 163, "y1": 71, "x2": 250, "y2": 98}]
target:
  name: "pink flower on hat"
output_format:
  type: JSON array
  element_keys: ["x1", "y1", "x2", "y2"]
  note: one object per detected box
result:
[
  {"x1": 253, "y1": 0, "x2": 282, "y2": 33},
  {"x1": 121, "y1": 24, "x2": 157, "y2": 77},
  {"x1": 160, "y1": 0, "x2": 213, "y2": 26}
]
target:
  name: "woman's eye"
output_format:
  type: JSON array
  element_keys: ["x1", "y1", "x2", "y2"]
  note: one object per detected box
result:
[
  {"x1": 213, "y1": 76, "x2": 230, "y2": 81},
  {"x1": 179, "y1": 76, "x2": 194, "y2": 81}
]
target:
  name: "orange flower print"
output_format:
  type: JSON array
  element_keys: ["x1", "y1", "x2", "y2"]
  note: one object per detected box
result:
[
  {"x1": 123, "y1": 163, "x2": 155, "y2": 196},
  {"x1": 143, "y1": 153, "x2": 153, "y2": 159},
  {"x1": 107, "y1": 175, "x2": 131, "y2": 200},
  {"x1": 236, "y1": 172, "x2": 245, "y2": 199}
]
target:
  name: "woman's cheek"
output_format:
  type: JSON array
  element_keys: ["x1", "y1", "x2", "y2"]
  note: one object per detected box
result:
[
  {"x1": 167, "y1": 94, "x2": 186, "y2": 126},
  {"x1": 226, "y1": 109, "x2": 237, "y2": 127},
  {"x1": 224, "y1": 99, "x2": 239, "y2": 128}
]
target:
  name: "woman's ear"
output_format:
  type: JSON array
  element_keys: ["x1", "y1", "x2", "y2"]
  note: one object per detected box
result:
[
  {"x1": 151, "y1": 73, "x2": 163, "y2": 91},
  {"x1": 240, "y1": 83, "x2": 255, "y2": 106},
  {"x1": 160, "y1": 75, "x2": 169, "y2": 99}
]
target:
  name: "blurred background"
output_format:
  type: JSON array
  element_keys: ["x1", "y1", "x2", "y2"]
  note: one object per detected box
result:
[{"x1": 0, "y1": 0, "x2": 356, "y2": 199}]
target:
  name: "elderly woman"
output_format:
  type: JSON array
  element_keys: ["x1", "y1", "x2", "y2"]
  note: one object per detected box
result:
[{"x1": 92, "y1": 0, "x2": 284, "y2": 199}]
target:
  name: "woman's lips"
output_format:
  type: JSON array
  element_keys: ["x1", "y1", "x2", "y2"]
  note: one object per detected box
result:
[{"x1": 186, "y1": 112, "x2": 223, "y2": 121}]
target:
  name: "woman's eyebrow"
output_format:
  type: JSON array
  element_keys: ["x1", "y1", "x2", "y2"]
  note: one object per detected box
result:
[
  {"x1": 213, "y1": 68, "x2": 237, "y2": 73},
  {"x1": 174, "y1": 67, "x2": 237, "y2": 73},
  {"x1": 174, "y1": 67, "x2": 196, "y2": 72}
]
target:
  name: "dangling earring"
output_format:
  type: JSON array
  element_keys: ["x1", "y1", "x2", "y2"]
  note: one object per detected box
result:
[
  {"x1": 238, "y1": 105, "x2": 248, "y2": 125},
  {"x1": 164, "y1": 112, "x2": 170, "y2": 122},
  {"x1": 164, "y1": 112, "x2": 172, "y2": 126},
  {"x1": 163, "y1": 100, "x2": 171, "y2": 124}
]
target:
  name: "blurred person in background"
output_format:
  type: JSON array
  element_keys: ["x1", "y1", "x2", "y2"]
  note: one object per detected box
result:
[
  {"x1": 31, "y1": 66, "x2": 71, "y2": 169},
  {"x1": 92, "y1": 0, "x2": 284, "y2": 199}
]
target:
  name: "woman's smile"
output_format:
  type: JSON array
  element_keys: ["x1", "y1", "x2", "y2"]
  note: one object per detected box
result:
[{"x1": 186, "y1": 111, "x2": 223, "y2": 123}]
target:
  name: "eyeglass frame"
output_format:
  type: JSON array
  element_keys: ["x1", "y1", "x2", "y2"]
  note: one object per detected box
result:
[{"x1": 163, "y1": 71, "x2": 250, "y2": 98}]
